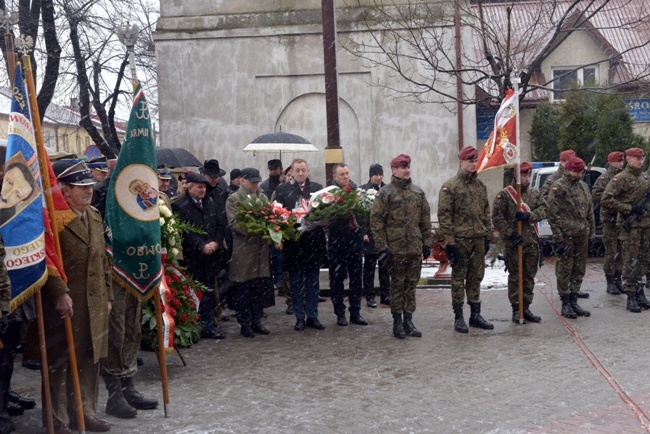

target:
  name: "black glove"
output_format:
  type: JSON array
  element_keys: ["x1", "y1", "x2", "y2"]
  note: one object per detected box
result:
[
  {"x1": 514, "y1": 211, "x2": 530, "y2": 222},
  {"x1": 444, "y1": 245, "x2": 459, "y2": 266},
  {"x1": 484, "y1": 239, "x2": 491, "y2": 256},
  {"x1": 0, "y1": 312, "x2": 8, "y2": 339},
  {"x1": 422, "y1": 245, "x2": 432, "y2": 259},
  {"x1": 632, "y1": 204, "x2": 644, "y2": 215},
  {"x1": 509, "y1": 231, "x2": 524, "y2": 246},
  {"x1": 554, "y1": 242, "x2": 569, "y2": 256},
  {"x1": 378, "y1": 249, "x2": 393, "y2": 264}
]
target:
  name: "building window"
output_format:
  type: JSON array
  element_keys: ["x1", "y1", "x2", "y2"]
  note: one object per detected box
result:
[{"x1": 552, "y1": 67, "x2": 598, "y2": 101}]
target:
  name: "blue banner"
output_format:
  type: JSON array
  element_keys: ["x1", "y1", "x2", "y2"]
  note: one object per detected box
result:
[{"x1": 0, "y1": 64, "x2": 47, "y2": 311}]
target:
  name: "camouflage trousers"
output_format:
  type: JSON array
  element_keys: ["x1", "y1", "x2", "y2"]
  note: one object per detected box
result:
[
  {"x1": 451, "y1": 237, "x2": 485, "y2": 306},
  {"x1": 101, "y1": 282, "x2": 141, "y2": 379},
  {"x1": 602, "y1": 221, "x2": 622, "y2": 275},
  {"x1": 620, "y1": 228, "x2": 650, "y2": 293},
  {"x1": 555, "y1": 234, "x2": 588, "y2": 296},
  {"x1": 504, "y1": 242, "x2": 538, "y2": 305},
  {"x1": 389, "y1": 254, "x2": 422, "y2": 315}
]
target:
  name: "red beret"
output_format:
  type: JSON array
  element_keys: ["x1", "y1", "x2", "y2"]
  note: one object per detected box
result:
[
  {"x1": 565, "y1": 157, "x2": 585, "y2": 172},
  {"x1": 390, "y1": 154, "x2": 411, "y2": 168},
  {"x1": 559, "y1": 150, "x2": 577, "y2": 162},
  {"x1": 626, "y1": 148, "x2": 645, "y2": 159},
  {"x1": 458, "y1": 146, "x2": 478, "y2": 161},
  {"x1": 607, "y1": 151, "x2": 624, "y2": 163},
  {"x1": 520, "y1": 162, "x2": 532, "y2": 173}
]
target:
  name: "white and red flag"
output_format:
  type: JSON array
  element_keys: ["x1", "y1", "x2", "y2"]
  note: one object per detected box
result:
[{"x1": 477, "y1": 89, "x2": 519, "y2": 172}]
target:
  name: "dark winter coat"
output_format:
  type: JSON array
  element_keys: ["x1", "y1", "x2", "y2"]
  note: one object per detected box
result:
[
  {"x1": 273, "y1": 179, "x2": 328, "y2": 271},
  {"x1": 360, "y1": 180, "x2": 385, "y2": 255},
  {"x1": 328, "y1": 181, "x2": 363, "y2": 252},
  {"x1": 172, "y1": 194, "x2": 227, "y2": 285}
]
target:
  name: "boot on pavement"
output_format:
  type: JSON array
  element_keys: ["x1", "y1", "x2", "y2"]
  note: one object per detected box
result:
[
  {"x1": 402, "y1": 312, "x2": 422, "y2": 337},
  {"x1": 606, "y1": 274, "x2": 620, "y2": 295},
  {"x1": 614, "y1": 270, "x2": 624, "y2": 293},
  {"x1": 569, "y1": 292, "x2": 590, "y2": 317},
  {"x1": 392, "y1": 313, "x2": 406, "y2": 339},
  {"x1": 523, "y1": 302, "x2": 541, "y2": 323},
  {"x1": 636, "y1": 284, "x2": 650, "y2": 309},
  {"x1": 468, "y1": 303, "x2": 494, "y2": 329},
  {"x1": 105, "y1": 377, "x2": 137, "y2": 418},
  {"x1": 453, "y1": 304, "x2": 468, "y2": 334},
  {"x1": 560, "y1": 295, "x2": 577, "y2": 319},
  {"x1": 122, "y1": 377, "x2": 159, "y2": 410},
  {"x1": 627, "y1": 291, "x2": 642, "y2": 313},
  {"x1": 511, "y1": 303, "x2": 521, "y2": 323}
]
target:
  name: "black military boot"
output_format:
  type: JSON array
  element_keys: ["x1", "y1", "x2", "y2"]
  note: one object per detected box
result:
[
  {"x1": 402, "y1": 312, "x2": 422, "y2": 337},
  {"x1": 105, "y1": 377, "x2": 137, "y2": 418},
  {"x1": 627, "y1": 291, "x2": 642, "y2": 313},
  {"x1": 636, "y1": 284, "x2": 650, "y2": 309},
  {"x1": 122, "y1": 377, "x2": 159, "y2": 410},
  {"x1": 453, "y1": 304, "x2": 468, "y2": 334},
  {"x1": 392, "y1": 313, "x2": 406, "y2": 339},
  {"x1": 614, "y1": 271, "x2": 624, "y2": 293},
  {"x1": 511, "y1": 303, "x2": 522, "y2": 323},
  {"x1": 523, "y1": 302, "x2": 541, "y2": 323},
  {"x1": 468, "y1": 303, "x2": 494, "y2": 329},
  {"x1": 569, "y1": 293, "x2": 590, "y2": 317},
  {"x1": 560, "y1": 295, "x2": 577, "y2": 319},
  {"x1": 606, "y1": 274, "x2": 620, "y2": 295}
]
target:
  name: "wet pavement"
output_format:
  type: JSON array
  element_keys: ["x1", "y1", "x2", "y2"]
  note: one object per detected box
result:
[{"x1": 11, "y1": 257, "x2": 650, "y2": 433}]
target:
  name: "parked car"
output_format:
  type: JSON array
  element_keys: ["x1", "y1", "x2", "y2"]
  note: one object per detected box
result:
[{"x1": 531, "y1": 164, "x2": 606, "y2": 257}]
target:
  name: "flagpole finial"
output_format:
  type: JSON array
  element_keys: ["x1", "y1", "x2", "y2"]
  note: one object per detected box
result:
[
  {"x1": 0, "y1": 10, "x2": 18, "y2": 33},
  {"x1": 15, "y1": 35, "x2": 34, "y2": 55},
  {"x1": 116, "y1": 22, "x2": 139, "y2": 50}
]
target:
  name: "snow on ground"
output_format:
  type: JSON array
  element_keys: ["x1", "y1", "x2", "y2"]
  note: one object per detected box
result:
[{"x1": 421, "y1": 260, "x2": 509, "y2": 291}]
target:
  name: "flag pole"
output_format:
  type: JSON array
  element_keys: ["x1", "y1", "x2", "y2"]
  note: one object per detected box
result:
[
  {"x1": 117, "y1": 21, "x2": 170, "y2": 416},
  {"x1": 4, "y1": 33, "x2": 16, "y2": 86},
  {"x1": 512, "y1": 75, "x2": 524, "y2": 325},
  {"x1": 23, "y1": 54, "x2": 86, "y2": 434}
]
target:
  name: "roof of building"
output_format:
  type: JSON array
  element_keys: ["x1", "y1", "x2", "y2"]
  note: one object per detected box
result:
[{"x1": 469, "y1": 0, "x2": 650, "y2": 101}]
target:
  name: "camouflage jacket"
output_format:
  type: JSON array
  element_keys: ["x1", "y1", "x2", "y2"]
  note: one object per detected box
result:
[
  {"x1": 547, "y1": 173, "x2": 595, "y2": 242},
  {"x1": 540, "y1": 164, "x2": 566, "y2": 199},
  {"x1": 492, "y1": 183, "x2": 546, "y2": 246},
  {"x1": 0, "y1": 235, "x2": 10, "y2": 313},
  {"x1": 592, "y1": 165, "x2": 622, "y2": 223},
  {"x1": 601, "y1": 165, "x2": 650, "y2": 230},
  {"x1": 370, "y1": 176, "x2": 432, "y2": 256},
  {"x1": 437, "y1": 170, "x2": 491, "y2": 244}
]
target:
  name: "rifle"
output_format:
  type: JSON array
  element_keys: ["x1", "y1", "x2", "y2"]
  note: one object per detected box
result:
[{"x1": 622, "y1": 188, "x2": 650, "y2": 232}]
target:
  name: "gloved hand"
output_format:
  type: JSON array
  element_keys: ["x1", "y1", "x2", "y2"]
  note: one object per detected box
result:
[
  {"x1": 554, "y1": 242, "x2": 569, "y2": 256},
  {"x1": 514, "y1": 211, "x2": 531, "y2": 222},
  {"x1": 444, "y1": 244, "x2": 459, "y2": 266},
  {"x1": 632, "y1": 204, "x2": 644, "y2": 215},
  {"x1": 422, "y1": 245, "x2": 432, "y2": 259},
  {"x1": 509, "y1": 231, "x2": 524, "y2": 246},
  {"x1": 484, "y1": 239, "x2": 491, "y2": 256},
  {"x1": 0, "y1": 312, "x2": 8, "y2": 339},
  {"x1": 378, "y1": 249, "x2": 393, "y2": 264}
]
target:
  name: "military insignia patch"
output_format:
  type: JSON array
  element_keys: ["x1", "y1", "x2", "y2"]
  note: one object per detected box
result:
[{"x1": 552, "y1": 187, "x2": 558, "y2": 191}]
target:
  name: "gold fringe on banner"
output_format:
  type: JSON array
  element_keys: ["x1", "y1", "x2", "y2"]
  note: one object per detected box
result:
[{"x1": 9, "y1": 272, "x2": 47, "y2": 313}]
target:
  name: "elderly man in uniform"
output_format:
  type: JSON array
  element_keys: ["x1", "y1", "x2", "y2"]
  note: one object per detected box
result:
[
  {"x1": 592, "y1": 151, "x2": 625, "y2": 295},
  {"x1": 86, "y1": 156, "x2": 109, "y2": 183},
  {"x1": 43, "y1": 161, "x2": 113, "y2": 434},
  {"x1": 371, "y1": 154, "x2": 432, "y2": 339},
  {"x1": 492, "y1": 162, "x2": 546, "y2": 323},
  {"x1": 328, "y1": 163, "x2": 368, "y2": 327},
  {"x1": 438, "y1": 146, "x2": 493, "y2": 333},
  {"x1": 361, "y1": 163, "x2": 390, "y2": 308},
  {"x1": 601, "y1": 148, "x2": 650, "y2": 313},
  {"x1": 547, "y1": 157, "x2": 594, "y2": 318},
  {"x1": 157, "y1": 166, "x2": 177, "y2": 200},
  {"x1": 226, "y1": 168, "x2": 273, "y2": 337}
]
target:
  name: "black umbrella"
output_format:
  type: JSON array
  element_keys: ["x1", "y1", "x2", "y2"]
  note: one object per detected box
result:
[
  {"x1": 243, "y1": 131, "x2": 318, "y2": 157},
  {"x1": 155, "y1": 147, "x2": 202, "y2": 168}
]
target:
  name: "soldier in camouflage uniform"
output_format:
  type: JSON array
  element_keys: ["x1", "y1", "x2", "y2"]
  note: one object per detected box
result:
[
  {"x1": 438, "y1": 146, "x2": 493, "y2": 333},
  {"x1": 601, "y1": 147, "x2": 650, "y2": 313},
  {"x1": 371, "y1": 154, "x2": 433, "y2": 339},
  {"x1": 539, "y1": 149, "x2": 576, "y2": 199},
  {"x1": 492, "y1": 162, "x2": 545, "y2": 323},
  {"x1": 0, "y1": 235, "x2": 12, "y2": 434},
  {"x1": 547, "y1": 157, "x2": 594, "y2": 318},
  {"x1": 592, "y1": 151, "x2": 624, "y2": 295}
]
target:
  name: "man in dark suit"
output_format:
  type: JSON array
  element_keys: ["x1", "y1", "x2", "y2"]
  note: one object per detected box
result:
[
  {"x1": 173, "y1": 173, "x2": 228, "y2": 339},
  {"x1": 273, "y1": 159, "x2": 327, "y2": 331}
]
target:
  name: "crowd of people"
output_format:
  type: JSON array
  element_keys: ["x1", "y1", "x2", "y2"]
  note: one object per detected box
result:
[{"x1": 0, "y1": 144, "x2": 648, "y2": 433}]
